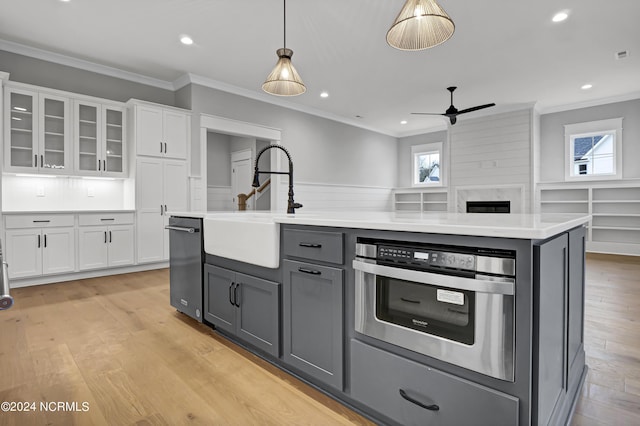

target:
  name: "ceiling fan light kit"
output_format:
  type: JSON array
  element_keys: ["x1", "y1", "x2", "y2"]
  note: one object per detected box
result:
[
  {"x1": 387, "y1": 0, "x2": 455, "y2": 51},
  {"x1": 263, "y1": 0, "x2": 306, "y2": 96}
]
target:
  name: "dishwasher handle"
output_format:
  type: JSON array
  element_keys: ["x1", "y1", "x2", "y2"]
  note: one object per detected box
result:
[
  {"x1": 0, "y1": 261, "x2": 13, "y2": 310},
  {"x1": 165, "y1": 225, "x2": 199, "y2": 234}
]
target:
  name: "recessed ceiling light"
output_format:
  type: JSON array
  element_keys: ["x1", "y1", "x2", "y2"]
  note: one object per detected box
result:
[
  {"x1": 180, "y1": 35, "x2": 194, "y2": 45},
  {"x1": 581, "y1": 84, "x2": 593, "y2": 90},
  {"x1": 552, "y1": 11, "x2": 569, "y2": 22},
  {"x1": 400, "y1": 120, "x2": 408, "y2": 125},
  {"x1": 60, "y1": 0, "x2": 71, "y2": 2},
  {"x1": 320, "y1": 91, "x2": 329, "y2": 98}
]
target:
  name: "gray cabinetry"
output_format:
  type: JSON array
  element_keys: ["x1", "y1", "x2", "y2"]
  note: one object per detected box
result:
[
  {"x1": 282, "y1": 259, "x2": 344, "y2": 390},
  {"x1": 204, "y1": 264, "x2": 280, "y2": 357},
  {"x1": 350, "y1": 339, "x2": 519, "y2": 426},
  {"x1": 283, "y1": 228, "x2": 344, "y2": 264}
]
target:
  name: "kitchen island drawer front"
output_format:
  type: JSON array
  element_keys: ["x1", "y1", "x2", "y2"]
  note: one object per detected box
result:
[
  {"x1": 5, "y1": 214, "x2": 75, "y2": 229},
  {"x1": 78, "y1": 212, "x2": 134, "y2": 226},
  {"x1": 283, "y1": 229, "x2": 344, "y2": 264},
  {"x1": 350, "y1": 340, "x2": 519, "y2": 426}
]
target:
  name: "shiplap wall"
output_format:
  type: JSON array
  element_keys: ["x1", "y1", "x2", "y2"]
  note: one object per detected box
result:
[
  {"x1": 449, "y1": 109, "x2": 533, "y2": 212},
  {"x1": 278, "y1": 182, "x2": 393, "y2": 212},
  {"x1": 207, "y1": 186, "x2": 234, "y2": 211}
]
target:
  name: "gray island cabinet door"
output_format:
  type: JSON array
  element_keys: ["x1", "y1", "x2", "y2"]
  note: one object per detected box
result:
[
  {"x1": 204, "y1": 264, "x2": 236, "y2": 334},
  {"x1": 235, "y1": 272, "x2": 281, "y2": 358},
  {"x1": 282, "y1": 259, "x2": 344, "y2": 390}
]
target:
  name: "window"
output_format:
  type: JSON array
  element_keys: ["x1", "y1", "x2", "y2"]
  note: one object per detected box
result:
[
  {"x1": 565, "y1": 118, "x2": 623, "y2": 181},
  {"x1": 411, "y1": 142, "x2": 443, "y2": 187}
]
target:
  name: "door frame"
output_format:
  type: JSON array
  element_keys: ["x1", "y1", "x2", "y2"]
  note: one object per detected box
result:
[{"x1": 199, "y1": 114, "x2": 282, "y2": 211}]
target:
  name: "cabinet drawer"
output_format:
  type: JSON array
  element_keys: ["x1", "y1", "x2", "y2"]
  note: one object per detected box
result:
[
  {"x1": 283, "y1": 229, "x2": 344, "y2": 264},
  {"x1": 350, "y1": 340, "x2": 519, "y2": 426},
  {"x1": 78, "y1": 212, "x2": 134, "y2": 226},
  {"x1": 5, "y1": 214, "x2": 75, "y2": 229}
]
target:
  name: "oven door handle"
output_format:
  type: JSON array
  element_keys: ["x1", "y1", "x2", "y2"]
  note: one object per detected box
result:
[{"x1": 352, "y1": 259, "x2": 514, "y2": 296}]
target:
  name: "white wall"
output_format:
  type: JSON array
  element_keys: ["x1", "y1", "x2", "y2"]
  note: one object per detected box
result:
[
  {"x1": 540, "y1": 98, "x2": 640, "y2": 182},
  {"x1": 2, "y1": 175, "x2": 133, "y2": 211}
]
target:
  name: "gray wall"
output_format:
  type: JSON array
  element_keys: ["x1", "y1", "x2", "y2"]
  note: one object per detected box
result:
[
  {"x1": 540, "y1": 99, "x2": 640, "y2": 182},
  {"x1": 207, "y1": 132, "x2": 232, "y2": 187},
  {"x1": 396, "y1": 130, "x2": 447, "y2": 188},
  {"x1": 0, "y1": 50, "x2": 175, "y2": 105},
  {"x1": 190, "y1": 84, "x2": 398, "y2": 187}
]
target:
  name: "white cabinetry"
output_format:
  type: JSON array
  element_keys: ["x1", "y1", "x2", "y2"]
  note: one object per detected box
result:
[
  {"x1": 539, "y1": 182, "x2": 640, "y2": 256},
  {"x1": 78, "y1": 213, "x2": 134, "y2": 270},
  {"x1": 74, "y1": 101, "x2": 127, "y2": 177},
  {"x1": 4, "y1": 214, "x2": 76, "y2": 279},
  {"x1": 136, "y1": 158, "x2": 188, "y2": 263},
  {"x1": 4, "y1": 87, "x2": 72, "y2": 174},
  {"x1": 132, "y1": 102, "x2": 189, "y2": 159}
]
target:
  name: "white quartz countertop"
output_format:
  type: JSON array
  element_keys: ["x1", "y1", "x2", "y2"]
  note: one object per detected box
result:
[{"x1": 170, "y1": 211, "x2": 590, "y2": 240}]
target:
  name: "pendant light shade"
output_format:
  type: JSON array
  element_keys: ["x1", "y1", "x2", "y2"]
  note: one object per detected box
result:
[
  {"x1": 262, "y1": 48, "x2": 306, "y2": 96},
  {"x1": 387, "y1": 0, "x2": 455, "y2": 51},
  {"x1": 263, "y1": 0, "x2": 306, "y2": 96}
]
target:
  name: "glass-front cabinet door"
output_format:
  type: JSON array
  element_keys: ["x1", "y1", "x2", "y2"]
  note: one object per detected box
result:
[
  {"x1": 4, "y1": 88, "x2": 70, "y2": 174},
  {"x1": 5, "y1": 89, "x2": 37, "y2": 170},
  {"x1": 40, "y1": 94, "x2": 71, "y2": 173},
  {"x1": 75, "y1": 101, "x2": 100, "y2": 175},
  {"x1": 104, "y1": 107, "x2": 124, "y2": 176}
]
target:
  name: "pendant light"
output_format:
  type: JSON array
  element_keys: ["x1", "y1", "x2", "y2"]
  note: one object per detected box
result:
[
  {"x1": 387, "y1": 0, "x2": 455, "y2": 51},
  {"x1": 262, "y1": 0, "x2": 306, "y2": 96}
]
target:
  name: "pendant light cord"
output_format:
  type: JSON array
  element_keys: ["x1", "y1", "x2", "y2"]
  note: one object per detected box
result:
[{"x1": 283, "y1": 0, "x2": 287, "y2": 49}]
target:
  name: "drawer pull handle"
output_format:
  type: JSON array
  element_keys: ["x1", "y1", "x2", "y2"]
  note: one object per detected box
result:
[
  {"x1": 399, "y1": 389, "x2": 439, "y2": 411},
  {"x1": 229, "y1": 283, "x2": 235, "y2": 306},
  {"x1": 298, "y1": 267, "x2": 321, "y2": 275},
  {"x1": 100, "y1": 218, "x2": 115, "y2": 221},
  {"x1": 400, "y1": 297, "x2": 420, "y2": 304},
  {"x1": 299, "y1": 243, "x2": 322, "y2": 248},
  {"x1": 234, "y1": 283, "x2": 240, "y2": 307},
  {"x1": 33, "y1": 220, "x2": 51, "y2": 223}
]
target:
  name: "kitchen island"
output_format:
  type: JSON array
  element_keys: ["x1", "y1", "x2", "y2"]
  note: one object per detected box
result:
[{"x1": 170, "y1": 210, "x2": 590, "y2": 426}]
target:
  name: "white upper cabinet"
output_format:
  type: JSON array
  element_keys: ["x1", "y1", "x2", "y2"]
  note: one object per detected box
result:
[
  {"x1": 133, "y1": 103, "x2": 189, "y2": 160},
  {"x1": 4, "y1": 87, "x2": 72, "y2": 174},
  {"x1": 74, "y1": 101, "x2": 127, "y2": 177}
]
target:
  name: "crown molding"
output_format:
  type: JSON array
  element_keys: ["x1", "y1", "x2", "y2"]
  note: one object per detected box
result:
[
  {"x1": 540, "y1": 91, "x2": 640, "y2": 115},
  {"x1": 177, "y1": 73, "x2": 397, "y2": 137},
  {"x1": 0, "y1": 39, "x2": 174, "y2": 91}
]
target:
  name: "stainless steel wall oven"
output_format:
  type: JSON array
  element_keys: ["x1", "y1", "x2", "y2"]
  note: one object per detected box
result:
[{"x1": 354, "y1": 238, "x2": 516, "y2": 381}]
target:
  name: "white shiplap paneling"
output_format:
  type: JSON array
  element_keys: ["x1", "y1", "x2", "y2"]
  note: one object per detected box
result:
[
  {"x1": 207, "y1": 186, "x2": 234, "y2": 211},
  {"x1": 450, "y1": 110, "x2": 533, "y2": 212},
  {"x1": 280, "y1": 182, "x2": 393, "y2": 212}
]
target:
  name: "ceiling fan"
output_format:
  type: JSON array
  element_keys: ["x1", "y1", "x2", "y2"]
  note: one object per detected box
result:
[{"x1": 411, "y1": 87, "x2": 495, "y2": 125}]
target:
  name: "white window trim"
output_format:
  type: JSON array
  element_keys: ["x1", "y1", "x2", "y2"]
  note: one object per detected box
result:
[
  {"x1": 411, "y1": 142, "x2": 443, "y2": 187},
  {"x1": 564, "y1": 118, "x2": 623, "y2": 181}
]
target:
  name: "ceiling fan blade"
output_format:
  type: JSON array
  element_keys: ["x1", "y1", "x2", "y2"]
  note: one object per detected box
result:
[
  {"x1": 456, "y1": 103, "x2": 496, "y2": 115},
  {"x1": 410, "y1": 112, "x2": 446, "y2": 116}
]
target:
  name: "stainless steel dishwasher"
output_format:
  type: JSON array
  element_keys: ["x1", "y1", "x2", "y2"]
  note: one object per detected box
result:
[{"x1": 166, "y1": 216, "x2": 203, "y2": 322}]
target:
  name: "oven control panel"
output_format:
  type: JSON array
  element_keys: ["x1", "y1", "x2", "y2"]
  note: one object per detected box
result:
[{"x1": 378, "y1": 245, "x2": 476, "y2": 271}]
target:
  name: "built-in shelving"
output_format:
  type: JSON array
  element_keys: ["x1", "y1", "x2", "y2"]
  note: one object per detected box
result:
[
  {"x1": 393, "y1": 188, "x2": 449, "y2": 212},
  {"x1": 538, "y1": 182, "x2": 640, "y2": 256}
]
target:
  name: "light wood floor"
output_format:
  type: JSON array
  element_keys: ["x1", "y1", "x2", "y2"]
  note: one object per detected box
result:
[{"x1": 0, "y1": 254, "x2": 638, "y2": 425}]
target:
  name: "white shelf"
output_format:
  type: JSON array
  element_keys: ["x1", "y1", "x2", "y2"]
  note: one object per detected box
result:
[
  {"x1": 538, "y1": 183, "x2": 640, "y2": 256},
  {"x1": 393, "y1": 188, "x2": 449, "y2": 213}
]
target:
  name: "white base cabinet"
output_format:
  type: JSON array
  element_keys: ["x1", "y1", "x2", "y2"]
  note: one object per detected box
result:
[
  {"x1": 5, "y1": 226, "x2": 75, "y2": 279},
  {"x1": 78, "y1": 212, "x2": 135, "y2": 270}
]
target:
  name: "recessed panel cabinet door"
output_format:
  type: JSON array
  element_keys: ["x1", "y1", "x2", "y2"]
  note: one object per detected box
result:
[
  {"x1": 41, "y1": 227, "x2": 76, "y2": 275},
  {"x1": 4, "y1": 229, "x2": 42, "y2": 279},
  {"x1": 204, "y1": 265, "x2": 236, "y2": 333},
  {"x1": 78, "y1": 226, "x2": 109, "y2": 270},
  {"x1": 135, "y1": 105, "x2": 163, "y2": 157},
  {"x1": 136, "y1": 211, "x2": 165, "y2": 264},
  {"x1": 282, "y1": 259, "x2": 344, "y2": 390},
  {"x1": 108, "y1": 225, "x2": 135, "y2": 267},
  {"x1": 162, "y1": 110, "x2": 188, "y2": 160}
]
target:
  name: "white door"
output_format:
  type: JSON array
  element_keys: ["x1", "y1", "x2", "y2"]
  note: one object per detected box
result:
[
  {"x1": 108, "y1": 225, "x2": 135, "y2": 267},
  {"x1": 4, "y1": 229, "x2": 42, "y2": 279},
  {"x1": 42, "y1": 227, "x2": 76, "y2": 275},
  {"x1": 135, "y1": 105, "x2": 163, "y2": 157},
  {"x1": 78, "y1": 226, "x2": 109, "y2": 270},
  {"x1": 136, "y1": 158, "x2": 164, "y2": 264},
  {"x1": 163, "y1": 160, "x2": 188, "y2": 260},
  {"x1": 39, "y1": 93, "x2": 71, "y2": 174},
  {"x1": 4, "y1": 88, "x2": 39, "y2": 173},
  {"x1": 231, "y1": 150, "x2": 253, "y2": 211},
  {"x1": 75, "y1": 101, "x2": 102, "y2": 176},
  {"x1": 163, "y1": 110, "x2": 188, "y2": 160}
]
